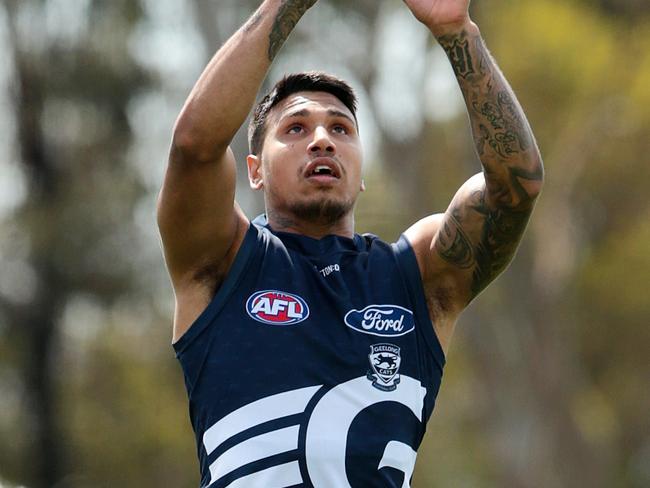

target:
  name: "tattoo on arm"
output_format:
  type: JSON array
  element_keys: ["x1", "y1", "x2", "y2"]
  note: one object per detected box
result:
[
  {"x1": 506, "y1": 164, "x2": 545, "y2": 206},
  {"x1": 268, "y1": 0, "x2": 316, "y2": 61},
  {"x1": 438, "y1": 29, "x2": 543, "y2": 203},
  {"x1": 472, "y1": 93, "x2": 528, "y2": 157},
  {"x1": 436, "y1": 189, "x2": 532, "y2": 300},
  {"x1": 433, "y1": 29, "x2": 543, "y2": 299},
  {"x1": 435, "y1": 213, "x2": 474, "y2": 269},
  {"x1": 442, "y1": 37, "x2": 476, "y2": 79},
  {"x1": 468, "y1": 190, "x2": 531, "y2": 297}
]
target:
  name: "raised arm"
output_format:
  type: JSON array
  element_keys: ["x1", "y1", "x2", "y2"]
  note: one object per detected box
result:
[
  {"x1": 403, "y1": 1, "x2": 544, "y2": 348},
  {"x1": 157, "y1": 0, "x2": 317, "y2": 339}
]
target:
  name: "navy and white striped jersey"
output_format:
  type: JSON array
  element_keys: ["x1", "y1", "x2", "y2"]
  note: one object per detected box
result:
[{"x1": 173, "y1": 215, "x2": 446, "y2": 488}]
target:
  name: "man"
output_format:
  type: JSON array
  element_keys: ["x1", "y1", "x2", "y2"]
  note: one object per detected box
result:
[{"x1": 157, "y1": 0, "x2": 544, "y2": 486}]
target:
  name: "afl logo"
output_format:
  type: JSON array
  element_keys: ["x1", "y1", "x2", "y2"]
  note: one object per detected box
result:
[{"x1": 246, "y1": 290, "x2": 310, "y2": 325}]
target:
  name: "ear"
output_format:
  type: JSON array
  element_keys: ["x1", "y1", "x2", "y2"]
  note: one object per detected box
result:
[
  {"x1": 247, "y1": 154, "x2": 264, "y2": 190},
  {"x1": 360, "y1": 178, "x2": 366, "y2": 192}
]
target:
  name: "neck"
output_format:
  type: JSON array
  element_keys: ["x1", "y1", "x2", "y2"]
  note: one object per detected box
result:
[{"x1": 266, "y1": 207, "x2": 355, "y2": 239}]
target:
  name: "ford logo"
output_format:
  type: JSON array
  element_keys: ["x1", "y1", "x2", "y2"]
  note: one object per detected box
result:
[{"x1": 344, "y1": 305, "x2": 414, "y2": 337}]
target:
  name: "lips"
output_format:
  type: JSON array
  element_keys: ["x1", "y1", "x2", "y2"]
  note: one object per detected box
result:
[{"x1": 304, "y1": 158, "x2": 341, "y2": 180}]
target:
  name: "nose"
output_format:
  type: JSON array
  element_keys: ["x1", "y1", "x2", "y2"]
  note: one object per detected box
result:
[{"x1": 307, "y1": 126, "x2": 336, "y2": 156}]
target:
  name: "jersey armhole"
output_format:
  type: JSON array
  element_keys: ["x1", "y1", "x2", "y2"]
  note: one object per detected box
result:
[
  {"x1": 173, "y1": 222, "x2": 259, "y2": 355},
  {"x1": 393, "y1": 235, "x2": 446, "y2": 371}
]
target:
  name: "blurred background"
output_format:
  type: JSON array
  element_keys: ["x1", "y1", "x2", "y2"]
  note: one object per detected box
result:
[{"x1": 0, "y1": 0, "x2": 648, "y2": 486}]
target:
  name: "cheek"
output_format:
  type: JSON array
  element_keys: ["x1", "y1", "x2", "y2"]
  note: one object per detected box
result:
[
  {"x1": 264, "y1": 159, "x2": 297, "y2": 186},
  {"x1": 268, "y1": 141, "x2": 301, "y2": 162},
  {"x1": 345, "y1": 148, "x2": 363, "y2": 178},
  {"x1": 342, "y1": 140, "x2": 362, "y2": 160}
]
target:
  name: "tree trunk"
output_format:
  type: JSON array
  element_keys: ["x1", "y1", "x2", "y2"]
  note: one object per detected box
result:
[{"x1": 7, "y1": 5, "x2": 66, "y2": 485}]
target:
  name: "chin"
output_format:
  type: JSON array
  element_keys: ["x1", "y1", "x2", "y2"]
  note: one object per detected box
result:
[{"x1": 288, "y1": 196, "x2": 355, "y2": 225}]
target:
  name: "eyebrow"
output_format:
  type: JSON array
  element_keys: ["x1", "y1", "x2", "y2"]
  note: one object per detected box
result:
[{"x1": 283, "y1": 108, "x2": 356, "y2": 127}]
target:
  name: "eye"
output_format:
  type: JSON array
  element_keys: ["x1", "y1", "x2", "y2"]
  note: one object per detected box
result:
[
  {"x1": 287, "y1": 124, "x2": 303, "y2": 134},
  {"x1": 332, "y1": 125, "x2": 348, "y2": 134}
]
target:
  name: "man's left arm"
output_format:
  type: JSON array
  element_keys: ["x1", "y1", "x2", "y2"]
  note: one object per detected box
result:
[{"x1": 402, "y1": 1, "x2": 544, "y2": 349}]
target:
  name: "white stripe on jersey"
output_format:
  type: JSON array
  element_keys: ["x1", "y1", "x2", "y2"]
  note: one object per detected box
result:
[
  {"x1": 203, "y1": 385, "x2": 321, "y2": 487},
  {"x1": 224, "y1": 461, "x2": 303, "y2": 488},
  {"x1": 208, "y1": 425, "x2": 300, "y2": 484},
  {"x1": 203, "y1": 385, "x2": 321, "y2": 454},
  {"x1": 379, "y1": 441, "x2": 418, "y2": 488}
]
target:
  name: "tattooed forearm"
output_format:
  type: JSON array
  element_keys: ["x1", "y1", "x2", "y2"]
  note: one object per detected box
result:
[
  {"x1": 268, "y1": 0, "x2": 317, "y2": 61},
  {"x1": 438, "y1": 27, "x2": 543, "y2": 206},
  {"x1": 472, "y1": 93, "x2": 528, "y2": 154},
  {"x1": 439, "y1": 36, "x2": 476, "y2": 79},
  {"x1": 496, "y1": 91, "x2": 527, "y2": 150}
]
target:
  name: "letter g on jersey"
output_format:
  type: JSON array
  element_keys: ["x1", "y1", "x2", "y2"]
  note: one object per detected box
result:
[
  {"x1": 202, "y1": 378, "x2": 426, "y2": 488},
  {"x1": 345, "y1": 304, "x2": 415, "y2": 337}
]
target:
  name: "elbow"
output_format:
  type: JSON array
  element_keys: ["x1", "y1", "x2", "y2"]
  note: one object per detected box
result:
[
  {"x1": 486, "y1": 154, "x2": 545, "y2": 209},
  {"x1": 526, "y1": 154, "x2": 545, "y2": 200},
  {"x1": 515, "y1": 157, "x2": 545, "y2": 208},
  {"x1": 170, "y1": 129, "x2": 200, "y2": 163},
  {"x1": 513, "y1": 151, "x2": 545, "y2": 203},
  {"x1": 170, "y1": 115, "x2": 226, "y2": 165}
]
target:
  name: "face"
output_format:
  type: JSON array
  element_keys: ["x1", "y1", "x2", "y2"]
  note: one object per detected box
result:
[{"x1": 247, "y1": 91, "x2": 364, "y2": 226}]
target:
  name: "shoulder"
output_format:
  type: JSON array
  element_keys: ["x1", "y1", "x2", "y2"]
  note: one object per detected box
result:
[
  {"x1": 402, "y1": 213, "x2": 445, "y2": 269},
  {"x1": 401, "y1": 213, "x2": 455, "y2": 303},
  {"x1": 402, "y1": 214, "x2": 466, "y2": 312}
]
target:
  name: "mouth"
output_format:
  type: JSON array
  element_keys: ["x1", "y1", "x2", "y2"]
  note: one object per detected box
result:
[{"x1": 304, "y1": 158, "x2": 341, "y2": 181}]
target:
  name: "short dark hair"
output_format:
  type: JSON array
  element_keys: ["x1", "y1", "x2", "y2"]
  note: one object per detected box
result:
[{"x1": 248, "y1": 72, "x2": 358, "y2": 155}]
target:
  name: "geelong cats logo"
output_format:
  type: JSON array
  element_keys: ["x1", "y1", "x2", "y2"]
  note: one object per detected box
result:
[
  {"x1": 246, "y1": 290, "x2": 309, "y2": 325},
  {"x1": 367, "y1": 343, "x2": 402, "y2": 391}
]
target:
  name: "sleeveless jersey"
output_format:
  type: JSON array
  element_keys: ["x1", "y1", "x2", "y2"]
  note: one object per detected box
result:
[{"x1": 173, "y1": 215, "x2": 446, "y2": 488}]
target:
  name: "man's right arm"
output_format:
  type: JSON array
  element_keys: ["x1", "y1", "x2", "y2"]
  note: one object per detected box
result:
[{"x1": 157, "y1": 0, "x2": 317, "y2": 338}]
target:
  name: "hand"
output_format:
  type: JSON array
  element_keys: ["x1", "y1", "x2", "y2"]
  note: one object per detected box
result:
[{"x1": 402, "y1": 0, "x2": 471, "y2": 37}]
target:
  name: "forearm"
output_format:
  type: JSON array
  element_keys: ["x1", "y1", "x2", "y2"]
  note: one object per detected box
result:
[
  {"x1": 173, "y1": 0, "x2": 316, "y2": 160},
  {"x1": 436, "y1": 21, "x2": 544, "y2": 208}
]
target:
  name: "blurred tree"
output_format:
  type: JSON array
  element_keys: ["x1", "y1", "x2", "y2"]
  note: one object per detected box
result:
[
  {"x1": 1, "y1": 0, "x2": 152, "y2": 485},
  {"x1": 3, "y1": 1, "x2": 64, "y2": 483},
  {"x1": 596, "y1": 0, "x2": 650, "y2": 18}
]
